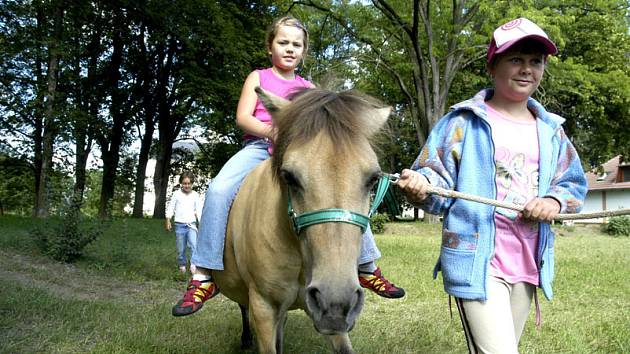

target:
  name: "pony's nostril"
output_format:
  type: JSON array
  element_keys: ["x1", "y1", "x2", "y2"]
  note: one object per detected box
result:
[
  {"x1": 305, "y1": 286, "x2": 324, "y2": 317},
  {"x1": 353, "y1": 289, "x2": 363, "y2": 308},
  {"x1": 347, "y1": 288, "x2": 365, "y2": 324}
]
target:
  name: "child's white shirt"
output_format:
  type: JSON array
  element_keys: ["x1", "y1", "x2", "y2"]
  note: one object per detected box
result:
[{"x1": 165, "y1": 189, "x2": 202, "y2": 224}]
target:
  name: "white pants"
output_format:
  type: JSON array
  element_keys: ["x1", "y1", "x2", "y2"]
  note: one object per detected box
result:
[{"x1": 456, "y1": 276, "x2": 535, "y2": 354}]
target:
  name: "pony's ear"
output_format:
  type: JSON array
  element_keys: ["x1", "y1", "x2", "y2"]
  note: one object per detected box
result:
[
  {"x1": 255, "y1": 86, "x2": 289, "y2": 114},
  {"x1": 364, "y1": 106, "x2": 391, "y2": 136}
]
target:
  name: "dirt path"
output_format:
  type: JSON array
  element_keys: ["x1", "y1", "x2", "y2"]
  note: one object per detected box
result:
[{"x1": 0, "y1": 250, "x2": 181, "y2": 303}]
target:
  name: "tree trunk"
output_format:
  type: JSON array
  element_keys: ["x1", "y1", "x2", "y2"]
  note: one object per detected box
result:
[
  {"x1": 32, "y1": 2, "x2": 45, "y2": 216},
  {"x1": 71, "y1": 51, "x2": 87, "y2": 208},
  {"x1": 151, "y1": 38, "x2": 181, "y2": 219},
  {"x1": 35, "y1": 1, "x2": 64, "y2": 217},
  {"x1": 72, "y1": 14, "x2": 101, "y2": 209},
  {"x1": 132, "y1": 25, "x2": 156, "y2": 218},
  {"x1": 99, "y1": 139, "x2": 121, "y2": 218},
  {"x1": 35, "y1": 63, "x2": 57, "y2": 218},
  {"x1": 132, "y1": 125, "x2": 154, "y2": 217},
  {"x1": 73, "y1": 136, "x2": 89, "y2": 207},
  {"x1": 152, "y1": 108, "x2": 185, "y2": 219},
  {"x1": 97, "y1": 19, "x2": 125, "y2": 219},
  {"x1": 153, "y1": 109, "x2": 185, "y2": 219},
  {"x1": 152, "y1": 136, "x2": 173, "y2": 219},
  {"x1": 98, "y1": 108, "x2": 125, "y2": 218}
]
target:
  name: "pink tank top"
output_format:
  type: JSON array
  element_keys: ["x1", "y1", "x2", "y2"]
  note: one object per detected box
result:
[
  {"x1": 243, "y1": 68, "x2": 311, "y2": 141},
  {"x1": 486, "y1": 105, "x2": 541, "y2": 286}
]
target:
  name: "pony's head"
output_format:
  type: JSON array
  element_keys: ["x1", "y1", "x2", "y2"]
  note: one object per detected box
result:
[{"x1": 256, "y1": 87, "x2": 390, "y2": 334}]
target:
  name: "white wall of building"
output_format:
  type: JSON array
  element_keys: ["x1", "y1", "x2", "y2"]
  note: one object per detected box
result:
[
  {"x1": 579, "y1": 189, "x2": 630, "y2": 223},
  {"x1": 583, "y1": 191, "x2": 604, "y2": 213},
  {"x1": 584, "y1": 189, "x2": 629, "y2": 213}
]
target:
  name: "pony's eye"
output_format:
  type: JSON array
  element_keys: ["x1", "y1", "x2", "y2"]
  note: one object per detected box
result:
[
  {"x1": 280, "y1": 169, "x2": 302, "y2": 190},
  {"x1": 366, "y1": 172, "x2": 380, "y2": 189}
]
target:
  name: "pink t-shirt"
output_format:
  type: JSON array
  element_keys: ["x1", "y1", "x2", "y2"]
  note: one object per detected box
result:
[
  {"x1": 486, "y1": 105, "x2": 541, "y2": 286},
  {"x1": 243, "y1": 68, "x2": 311, "y2": 141}
]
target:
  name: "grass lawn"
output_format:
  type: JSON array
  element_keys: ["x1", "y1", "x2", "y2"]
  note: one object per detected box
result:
[{"x1": 0, "y1": 215, "x2": 628, "y2": 353}]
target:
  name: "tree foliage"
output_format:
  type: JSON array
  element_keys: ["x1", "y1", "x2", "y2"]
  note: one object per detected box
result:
[
  {"x1": 0, "y1": 0, "x2": 628, "y2": 218},
  {"x1": 0, "y1": 0, "x2": 277, "y2": 217},
  {"x1": 0, "y1": 153, "x2": 34, "y2": 215},
  {"x1": 293, "y1": 0, "x2": 629, "y2": 171},
  {"x1": 540, "y1": 0, "x2": 630, "y2": 165}
]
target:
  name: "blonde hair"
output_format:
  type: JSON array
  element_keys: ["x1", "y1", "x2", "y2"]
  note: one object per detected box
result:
[{"x1": 266, "y1": 16, "x2": 309, "y2": 57}]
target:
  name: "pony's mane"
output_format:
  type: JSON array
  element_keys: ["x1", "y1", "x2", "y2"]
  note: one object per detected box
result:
[{"x1": 271, "y1": 88, "x2": 385, "y2": 178}]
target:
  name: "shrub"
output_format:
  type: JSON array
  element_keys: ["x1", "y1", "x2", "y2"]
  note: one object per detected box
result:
[
  {"x1": 30, "y1": 206, "x2": 107, "y2": 262},
  {"x1": 370, "y1": 213, "x2": 389, "y2": 234},
  {"x1": 605, "y1": 216, "x2": 630, "y2": 237}
]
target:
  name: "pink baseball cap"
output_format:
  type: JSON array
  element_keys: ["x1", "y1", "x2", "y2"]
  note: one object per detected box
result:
[{"x1": 487, "y1": 18, "x2": 557, "y2": 63}]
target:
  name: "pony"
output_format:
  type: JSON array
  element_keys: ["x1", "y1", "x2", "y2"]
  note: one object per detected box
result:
[{"x1": 213, "y1": 87, "x2": 390, "y2": 354}]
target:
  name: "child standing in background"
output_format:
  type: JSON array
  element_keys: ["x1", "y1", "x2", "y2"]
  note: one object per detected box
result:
[
  {"x1": 397, "y1": 18, "x2": 587, "y2": 353},
  {"x1": 165, "y1": 171, "x2": 202, "y2": 274}
]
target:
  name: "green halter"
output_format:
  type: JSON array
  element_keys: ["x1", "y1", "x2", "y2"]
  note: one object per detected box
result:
[{"x1": 287, "y1": 173, "x2": 396, "y2": 235}]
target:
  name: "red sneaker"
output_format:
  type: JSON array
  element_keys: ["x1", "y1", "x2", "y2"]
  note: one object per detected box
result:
[
  {"x1": 172, "y1": 279, "x2": 220, "y2": 317},
  {"x1": 359, "y1": 267, "x2": 405, "y2": 299}
]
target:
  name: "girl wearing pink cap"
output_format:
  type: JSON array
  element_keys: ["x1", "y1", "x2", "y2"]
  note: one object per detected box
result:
[{"x1": 397, "y1": 18, "x2": 587, "y2": 353}]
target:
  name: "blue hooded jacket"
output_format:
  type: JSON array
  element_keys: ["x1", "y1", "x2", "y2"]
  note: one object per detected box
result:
[{"x1": 413, "y1": 89, "x2": 587, "y2": 301}]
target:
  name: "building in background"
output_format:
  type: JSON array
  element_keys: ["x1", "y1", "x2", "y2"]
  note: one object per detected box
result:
[{"x1": 581, "y1": 155, "x2": 630, "y2": 223}]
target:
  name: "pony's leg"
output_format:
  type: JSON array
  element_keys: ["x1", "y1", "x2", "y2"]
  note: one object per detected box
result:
[
  {"x1": 326, "y1": 334, "x2": 355, "y2": 354},
  {"x1": 239, "y1": 304, "x2": 253, "y2": 350},
  {"x1": 274, "y1": 311, "x2": 288, "y2": 354},
  {"x1": 249, "y1": 292, "x2": 280, "y2": 354}
]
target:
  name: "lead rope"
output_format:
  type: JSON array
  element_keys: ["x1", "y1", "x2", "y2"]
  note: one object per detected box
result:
[
  {"x1": 371, "y1": 173, "x2": 393, "y2": 216},
  {"x1": 382, "y1": 173, "x2": 630, "y2": 220}
]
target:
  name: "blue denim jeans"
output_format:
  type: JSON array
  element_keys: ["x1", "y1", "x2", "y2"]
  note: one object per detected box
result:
[
  {"x1": 191, "y1": 139, "x2": 381, "y2": 270},
  {"x1": 174, "y1": 223, "x2": 197, "y2": 267}
]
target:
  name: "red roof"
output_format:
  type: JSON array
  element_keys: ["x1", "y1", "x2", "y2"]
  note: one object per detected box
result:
[{"x1": 586, "y1": 155, "x2": 630, "y2": 191}]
